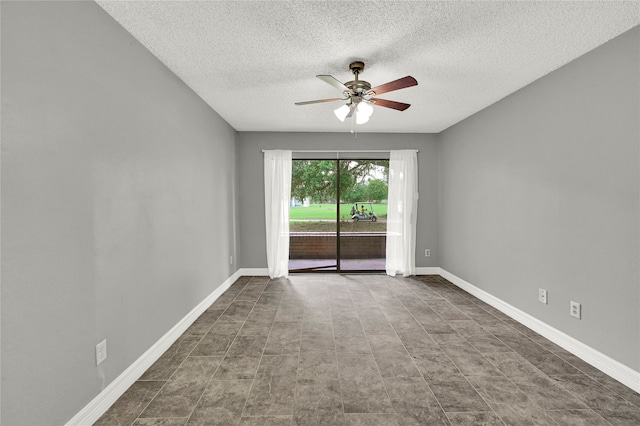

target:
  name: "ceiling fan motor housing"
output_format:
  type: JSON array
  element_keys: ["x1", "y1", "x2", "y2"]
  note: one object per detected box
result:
[
  {"x1": 345, "y1": 80, "x2": 371, "y2": 94},
  {"x1": 346, "y1": 61, "x2": 370, "y2": 100}
]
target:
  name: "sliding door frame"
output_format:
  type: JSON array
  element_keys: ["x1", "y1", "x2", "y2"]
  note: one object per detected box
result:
[{"x1": 288, "y1": 158, "x2": 386, "y2": 274}]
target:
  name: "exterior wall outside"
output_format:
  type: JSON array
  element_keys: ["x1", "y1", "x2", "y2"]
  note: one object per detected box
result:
[
  {"x1": 438, "y1": 27, "x2": 640, "y2": 371},
  {"x1": 290, "y1": 233, "x2": 386, "y2": 259},
  {"x1": 1, "y1": 2, "x2": 238, "y2": 424}
]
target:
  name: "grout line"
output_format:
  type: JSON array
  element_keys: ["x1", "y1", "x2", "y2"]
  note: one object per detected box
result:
[
  {"x1": 433, "y1": 319, "x2": 506, "y2": 421},
  {"x1": 127, "y1": 383, "x2": 166, "y2": 426},
  {"x1": 185, "y1": 275, "x2": 260, "y2": 424},
  {"x1": 348, "y1": 276, "x2": 398, "y2": 416},
  {"x1": 290, "y1": 275, "x2": 310, "y2": 425},
  {"x1": 327, "y1": 274, "x2": 347, "y2": 418},
  {"x1": 384, "y1": 277, "x2": 452, "y2": 421},
  {"x1": 430, "y1": 277, "x2": 581, "y2": 425},
  {"x1": 235, "y1": 276, "x2": 274, "y2": 420},
  {"x1": 131, "y1": 320, "x2": 217, "y2": 425},
  {"x1": 397, "y1": 276, "x2": 507, "y2": 424}
]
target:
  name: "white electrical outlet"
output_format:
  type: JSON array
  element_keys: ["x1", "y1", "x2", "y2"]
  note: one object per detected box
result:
[
  {"x1": 96, "y1": 339, "x2": 107, "y2": 366},
  {"x1": 538, "y1": 288, "x2": 547, "y2": 304},
  {"x1": 425, "y1": 249, "x2": 431, "y2": 257},
  {"x1": 229, "y1": 256, "x2": 233, "y2": 265},
  {"x1": 570, "y1": 301, "x2": 581, "y2": 319}
]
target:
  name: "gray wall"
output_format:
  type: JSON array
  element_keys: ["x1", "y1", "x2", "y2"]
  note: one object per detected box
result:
[
  {"x1": 236, "y1": 132, "x2": 439, "y2": 269},
  {"x1": 1, "y1": 2, "x2": 238, "y2": 424},
  {"x1": 438, "y1": 27, "x2": 639, "y2": 370}
]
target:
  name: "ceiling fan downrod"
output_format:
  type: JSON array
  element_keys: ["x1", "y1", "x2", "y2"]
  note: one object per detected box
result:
[{"x1": 345, "y1": 61, "x2": 371, "y2": 99}]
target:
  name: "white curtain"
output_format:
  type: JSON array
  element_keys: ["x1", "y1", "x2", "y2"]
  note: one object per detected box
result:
[
  {"x1": 264, "y1": 150, "x2": 292, "y2": 278},
  {"x1": 386, "y1": 150, "x2": 418, "y2": 277}
]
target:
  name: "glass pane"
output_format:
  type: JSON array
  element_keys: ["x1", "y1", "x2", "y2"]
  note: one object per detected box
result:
[
  {"x1": 289, "y1": 159, "x2": 338, "y2": 272},
  {"x1": 338, "y1": 159, "x2": 389, "y2": 272}
]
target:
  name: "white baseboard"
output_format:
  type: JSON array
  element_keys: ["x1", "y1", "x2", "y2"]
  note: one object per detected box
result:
[
  {"x1": 415, "y1": 267, "x2": 441, "y2": 275},
  {"x1": 66, "y1": 269, "x2": 243, "y2": 426},
  {"x1": 238, "y1": 267, "x2": 269, "y2": 276},
  {"x1": 436, "y1": 268, "x2": 640, "y2": 394}
]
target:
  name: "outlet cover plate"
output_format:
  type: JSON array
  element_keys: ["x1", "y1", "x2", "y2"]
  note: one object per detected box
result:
[
  {"x1": 570, "y1": 301, "x2": 581, "y2": 319},
  {"x1": 96, "y1": 339, "x2": 107, "y2": 365},
  {"x1": 538, "y1": 288, "x2": 547, "y2": 304},
  {"x1": 425, "y1": 249, "x2": 430, "y2": 257}
]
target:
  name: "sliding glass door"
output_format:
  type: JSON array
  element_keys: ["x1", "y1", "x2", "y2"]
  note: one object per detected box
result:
[
  {"x1": 288, "y1": 159, "x2": 388, "y2": 273},
  {"x1": 289, "y1": 159, "x2": 338, "y2": 271},
  {"x1": 338, "y1": 160, "x2": 388, "y2": 272}
]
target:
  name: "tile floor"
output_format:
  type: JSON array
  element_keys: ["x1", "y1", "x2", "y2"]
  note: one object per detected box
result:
[{"x1": 96, "y1": 274, "x2": 640, "y2": 425}]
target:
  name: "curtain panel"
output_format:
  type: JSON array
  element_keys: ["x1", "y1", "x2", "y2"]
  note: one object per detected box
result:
[
  {"x1": 385, "y1": 150, "x2": 418, "y2": 277},
  {"x1": 263, "y1": 150, "x2": 292, "y2": 278}
]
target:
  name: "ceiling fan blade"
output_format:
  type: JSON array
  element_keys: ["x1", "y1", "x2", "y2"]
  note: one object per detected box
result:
[
  {"x1": 366, "y1": 76, "x2": 418, "y2": 96},
  {"x1": 317, "y1": 75, "x2": 355, "y2": 94},
  {"x1": 370, "y1": 98, "x2": 411, "y2": 111},
  {"x1": 295, "y1": 97, "x2": 345, "y2": 106}
]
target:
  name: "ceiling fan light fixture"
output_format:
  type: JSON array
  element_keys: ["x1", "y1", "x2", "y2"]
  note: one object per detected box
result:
[
  {"x1": 334, "y1": 104, "x2": 351, "y2": 122},
  {"x1": 357, "y1": 101, "x2": 373, "y2": 117},
  {"x1": 355, "y1": 112, "x2": 370, "y2": 125}
]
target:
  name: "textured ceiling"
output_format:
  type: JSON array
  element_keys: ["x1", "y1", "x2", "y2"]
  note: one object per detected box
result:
[{"x1": 97, "y1": 1, "x2": 640, "y2": 133}]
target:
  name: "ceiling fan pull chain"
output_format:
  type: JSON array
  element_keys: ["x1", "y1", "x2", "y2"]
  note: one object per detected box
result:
[{"x1": 351, "y1": 114, "x2": 358, "y2": 139}]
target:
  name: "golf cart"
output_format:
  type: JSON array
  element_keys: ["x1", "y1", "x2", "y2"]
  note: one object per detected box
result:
[{"x1": 350, "y1": 202, "x2": 377, "y2": 222}]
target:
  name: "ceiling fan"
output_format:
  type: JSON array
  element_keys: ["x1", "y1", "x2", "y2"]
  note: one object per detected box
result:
[{"x1": 295, "y1": 61, "x2": 418, "y2": 125}]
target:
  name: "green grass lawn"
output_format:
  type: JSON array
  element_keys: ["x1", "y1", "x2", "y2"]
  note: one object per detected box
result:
[
  {"x1": 290, "y1": 203, "x2": 388, "y2": 220},
  {"x1": 290, "y1": 221, "x2": 387, "y2": 233}
]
